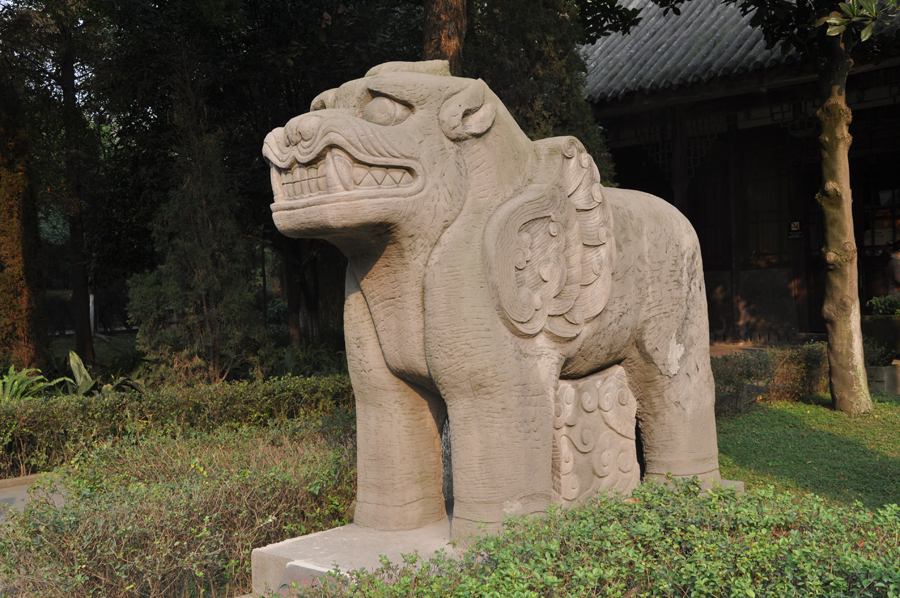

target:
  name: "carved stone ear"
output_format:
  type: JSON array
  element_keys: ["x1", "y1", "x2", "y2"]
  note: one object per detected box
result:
[
  {"x1": 440, "y1": 79, "x2": 497, "y2": 141},
  {"x1": 310, "y1": 89, "x2": 336, "y2": 111}
]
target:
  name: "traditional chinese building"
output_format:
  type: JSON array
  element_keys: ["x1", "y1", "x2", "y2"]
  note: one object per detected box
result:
[{"x1": 583, "y1": 0, "x2": 900, "y2": 341}]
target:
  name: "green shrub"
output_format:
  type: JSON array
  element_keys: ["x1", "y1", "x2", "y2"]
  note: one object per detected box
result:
[
  {"x1": 867, "y1": 295, "x2": 900, "y2": 315},
  {"x1": 0, "y1": 417, "x2": 356, "y2": 598},
  {"x1": 864, "y1": 336, "x2": 896, "y2": 367},
  {"x1": 291, "y1": 481, "x2": 900, "y2": 598},
  {"x1": 711, "y1": 340, "x2": 897, "y2": 411},
  {"x1": 0, "y1": 374, "x2": 353, "y2": 479},
  {"x1": 711, "y1": 343, "x2": 829, "y2": 412},
  {"x1": 126, "y1": 100, "x2": 267, "y2": 386}
]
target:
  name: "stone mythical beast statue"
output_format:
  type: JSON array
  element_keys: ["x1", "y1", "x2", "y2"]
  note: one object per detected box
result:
[{"x1": 263, "y1": 60, "x2": 722, "y2": 542}]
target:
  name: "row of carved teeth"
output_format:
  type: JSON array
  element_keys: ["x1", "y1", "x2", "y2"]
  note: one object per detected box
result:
[{"x1": 277, "y1": 147, "x2": 414, "y2": 200}]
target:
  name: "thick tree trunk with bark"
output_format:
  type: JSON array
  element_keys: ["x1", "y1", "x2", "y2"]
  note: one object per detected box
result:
[
  {"x1": 423, "y1": 0, "x2": 466, "y2": 76},
  {"x1": 0, "y1": 85, "x2": 46, "y2": 369},
  {"x1": 280, "y1": 239, "x2": 323, "y2": 350},
  {"x1": 816, "y1": 31, "x2": 873, "y2": 414},
  {"x1": 60, "y1": 23, "x2": 95, "y2": 365}
]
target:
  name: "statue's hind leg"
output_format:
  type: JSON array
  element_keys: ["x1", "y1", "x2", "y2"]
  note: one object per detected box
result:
[
  {"x1": 625, "y1": 350, "x2": 720, "y2": 483},
  {"x1": 344, "y1": 269, "x2": 447, "y2": 530},
  {"x1": 623, "y1": 279, "x2": 721, "y2": 484}
]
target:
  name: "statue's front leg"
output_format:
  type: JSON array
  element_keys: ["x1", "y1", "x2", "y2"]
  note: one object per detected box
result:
[
  {"x1": 344, "y1": 269, "x2": 447, "y2": 530},
  {"x1": 433, "y1": 343, "x2": 561, "y2": 544}
]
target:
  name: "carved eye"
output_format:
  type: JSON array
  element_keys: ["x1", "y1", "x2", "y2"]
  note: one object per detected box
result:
[{"x1": 362, "y1": 95, "x2": 411, "y2": 126}]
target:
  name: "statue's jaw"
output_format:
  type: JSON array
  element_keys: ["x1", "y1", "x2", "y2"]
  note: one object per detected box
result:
[{"x1": 266, "y1": 146, "x2": 422, "y2": 213}]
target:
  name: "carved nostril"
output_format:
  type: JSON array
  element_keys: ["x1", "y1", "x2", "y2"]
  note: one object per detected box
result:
[{"x1": 285, "y1": 114, "x2": 321, "y2": 145}]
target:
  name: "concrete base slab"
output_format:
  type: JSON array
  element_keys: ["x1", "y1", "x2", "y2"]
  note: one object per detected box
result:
[
  {"x1": 866, "y1": 364, "x2": 900, "y2": 396},
  {"x1": 707, "y1": 479, "x2": 745, "y2": 493},
  {"x1": 250, "y1": 478, "x2": 744, "y2": 596},
  {"x1": 0, "y1": 474, "x2": 63, "y2": 525},
  {"x1": 251, "y1": 518, "x2": 457, "y2": 596}
]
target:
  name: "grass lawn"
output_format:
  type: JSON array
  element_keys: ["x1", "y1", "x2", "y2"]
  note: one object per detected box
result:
[{"x1": 717, "y1": 394, "x2": 900, "y2": 509}]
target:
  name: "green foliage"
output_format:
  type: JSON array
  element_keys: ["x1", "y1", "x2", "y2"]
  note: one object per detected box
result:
[
  {"x1": 815, "y1": 0, "x2": 900, "y2": 42},
  {"x1": 711, "y1": 343, "x2": 830, "y2": 412},
  {"x1": 290, "y1": 481, "x2": 900, "y2": 598},
  {"x1": 655, "y1": 0, "x2": 900, "y2": 63},
  {"x1": 99, "y1": 0, "x2": 424, "y2": 345},
  {"x1": 127, "y1": 76, "x2": 267, "y2": 384},
  {"x1": 0, "y1": 374, "x2": 353, "y2": 478},
  {"x1": 465, "y1": 0, "x2": 615, "y2": 182},
  {"x1": 863, "y1": 335, "x2": 895, "y2": 367},
  {"x1": 64, "y1": 350, "x2": 96, "y2": 396},
  {"x1": 576, "y1": 0, "x2": 643, "y2": 40},
  {"x1": 712, "y1": 340, "x2": 899, "y2": 409},
  {"x1": 284, "y1": 341, "x2": 348, "y2": 378},
  {"x1": 60, "y1": 350, "x2": 146, "y2": 397},
  {"x1": 0, "y1": 418, "x2": 356, "y2": 597},
  {"x1": 0, "y1": 365, "x2": 68, "y2": 402},
  {"x1": 868, "y1": 294, "x2": 900, "y2": 315}
]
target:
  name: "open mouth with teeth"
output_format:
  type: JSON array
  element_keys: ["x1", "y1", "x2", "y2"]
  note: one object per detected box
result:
[{"x1": 269, "y1": 146, "x2": 418, "y2": 207}]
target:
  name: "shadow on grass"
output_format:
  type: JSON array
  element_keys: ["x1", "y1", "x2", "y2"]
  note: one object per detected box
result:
[{"x1": 717, "y1": 401, "x2": 900, "y2": 510}]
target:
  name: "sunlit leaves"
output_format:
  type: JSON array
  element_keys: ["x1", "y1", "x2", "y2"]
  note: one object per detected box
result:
[{"x1": 813, "y1": 0, "x2": 900, "y2": 42}]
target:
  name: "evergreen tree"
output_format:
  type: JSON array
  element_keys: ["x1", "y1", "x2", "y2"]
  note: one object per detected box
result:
[{"x1": 127, "y1": 70, "x2": 265, "y2": 383}]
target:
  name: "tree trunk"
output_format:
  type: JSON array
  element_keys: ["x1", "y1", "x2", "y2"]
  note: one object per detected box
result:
[
  {"x1": 816, "y1": 31, "x2": 873, "y2": 414},
  {"x1": 281, "y1": 239, "x2": 317, "y2": 350},
  {"x1": 423, "y1": 0, "x2": 466, "y2": 76},
  {"x1": 60, "y1": 23, "x2": 96, "y2": 365},
  {"x1": 0, "y1": 83, "x2": 46, "y2": 369}
]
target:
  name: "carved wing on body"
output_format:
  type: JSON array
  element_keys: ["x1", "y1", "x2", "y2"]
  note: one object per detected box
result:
[{"x1": 485, "y1": 138, "x2": 616, "y2": 339}]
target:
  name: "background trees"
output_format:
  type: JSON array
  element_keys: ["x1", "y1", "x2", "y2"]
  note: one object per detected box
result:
[
  {"x1": 463, "y1": 0, "x2": 615, "y2": 180},
  {"x1": 126, "y1": 65, "x2": 266, "y2": 383},
  {"x1": 0, "y1": 0, "x2": 106, "y2": 365},
  {"x1": 0, "y1": 80, "x2": 46, "y2": 369},
  {"x1": 91, "y1": 0, "x2": 425, "y2": 371},
  {"x1": 1, "y1": 0, "x2": 618, "y2": 379}
]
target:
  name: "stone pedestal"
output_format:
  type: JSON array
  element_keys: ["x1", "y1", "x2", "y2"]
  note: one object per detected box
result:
[
  {"x1": 251, "y1": 518, "x2": 456, "y2": 596},
  {"x1": 866, "y1": 363, "x2": 900, "y2": 396}
]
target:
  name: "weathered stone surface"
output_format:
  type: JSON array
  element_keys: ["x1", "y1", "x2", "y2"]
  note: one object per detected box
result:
[
  {"x1": 251, "y1": 520, "x2": 454, "y2": 596},
  {"x1": 263, "y1": 60, "x2": 721, "y2": 543}
]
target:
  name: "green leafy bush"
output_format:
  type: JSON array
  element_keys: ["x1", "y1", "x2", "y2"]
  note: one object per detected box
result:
[
  {"x1": 0, "y1": 374, "x2": 353, "y2": 478},
  {"x1": 292, "y1": 481, "x2": 900, "y2": 598},
  {"x1": 867, "y1": 295, "x2": 900, "y2": 315},
  {"x1": 712, "y1": 340, "x2": 898, "y2": 411},
  {"x1": 711, "y1": 343, "x2": 829, "y2": 412},
  {"x1": 864, "y1": 336, "x2": 896, "y2": 367},
  {"x1": 127, "y1": 104, "x2": 267, "y2": 385},
  {"x1": 0, "y1": 417, "x2": 356, "y2": 598},
  {"x1": 284, "y1": 341, "x2": 348, "y2": 378}
]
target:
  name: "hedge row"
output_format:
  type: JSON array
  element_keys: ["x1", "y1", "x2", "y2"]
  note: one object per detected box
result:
[
  {"x1": 711, "y1": 343, "x2": 829, "y2": 412},
  {"x1": 0, "y1": 418, "x2": 356, "y2": 598},
  {"x1": 0, "y1": 374, "x2": 353, "y2": 479},
  {"x1": 295, "y1": 480, "x2": 900, "y2": 598}
]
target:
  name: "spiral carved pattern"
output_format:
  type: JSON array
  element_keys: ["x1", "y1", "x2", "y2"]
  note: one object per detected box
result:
[{"x1": 552, "y1": 365, "x2": 640, "y2": 505}]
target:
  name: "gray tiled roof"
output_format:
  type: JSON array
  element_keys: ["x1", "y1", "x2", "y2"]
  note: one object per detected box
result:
[{"x1": 582, "y1": 0, "x2": 802, "y2": 103}]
